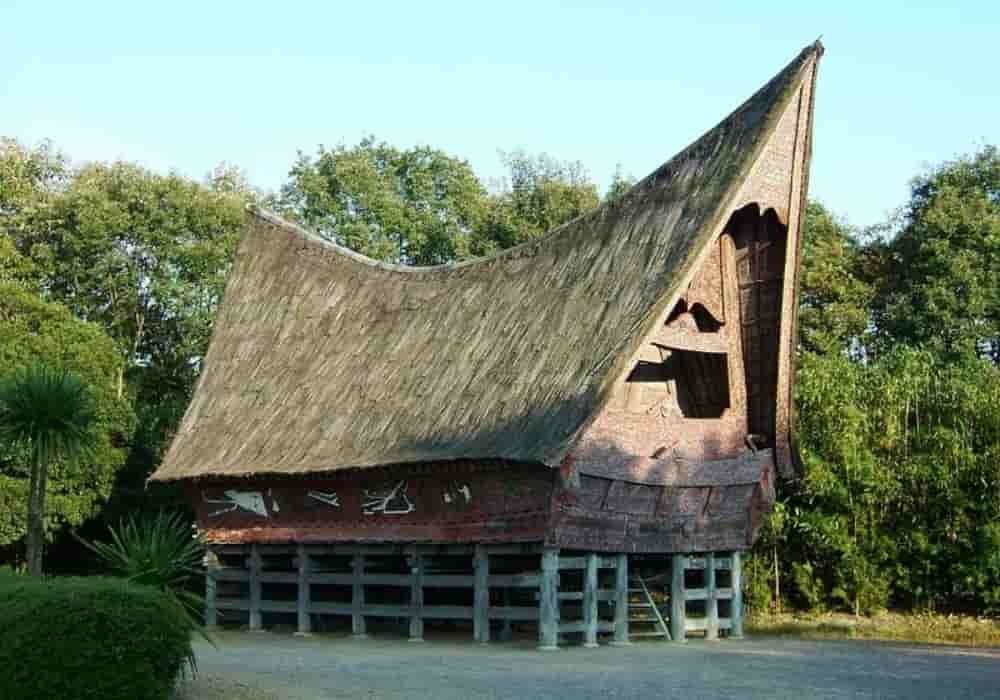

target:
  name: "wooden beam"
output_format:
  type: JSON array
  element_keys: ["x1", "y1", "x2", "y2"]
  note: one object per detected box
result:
[
  {"x1": 474, "y1": 544, "x2": 490, "y2": 644},
  {"x1": 610, "y1": 553, "x2": 630, "y2": 646},
  {"x1": 583, "y1": 553, "x2": 599, "y2": 648},
  {"x1": 538, "y1": 548, "x2": 559, "y2": 651},
  {"x1": 706, "y1": 552, "x2": 719, "y2": 641},
  {"x1": 296, "y1": 543, "x2": 312, "y2": 635},
  {"x1": 731, "y1": 551, "x2": 744, "y2": 639},
  {"x1": 351, "y1": 553, "x2": 367, "y2": 638},
  {"x1": 204, "y1": 551, "x2": 218, "y2": 629},
  {"x1": 670, "y1": 554, "x2": 686, "y2": 643},
  {"x1": 488, "y1": 606, "x2": 539, "y2": 621},
  {"x1": 408, "y1": 552, "x2": 424, "y2": 642},
  {"x1": 579, "y1": 448, "x2": 770, "y2": 487},
  {"x1": 649, "y1": 324, "x2": 728, "y2": 353},
  {"x1": 249, "y1": 544, "x2": 262, "y2": 631},
  {"x1": 499, "y1": 588, "x2": 513, "y2": 640}
]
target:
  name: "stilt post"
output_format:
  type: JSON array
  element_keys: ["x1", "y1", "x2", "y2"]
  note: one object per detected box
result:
[
  {"x1": 538, "y1": 547, "x2": 559, "y2": 651},
  {"x1": 499, "y1": 588, "x2": 513, "y2": 641},
  {"x1": 670, "y1": 553, "x2": 686, "y2": 643},
  {"x1": 408, "y1": 551, "x2": 424, "y2": 642},
  {"x1": 610, "y1": 553, "x2": 630, "y2": 646},
  {"x1": 204, "y1": 548, "x2": 218, "y2": 629},
  {"x1": 473, "y1": 544, "x2": 490, "y2": 644},
  {"x1": 583, "y1": 552, "x2": 599, "y2": 648},
  {"x1": 248, "y1": 543, "x2": 262, "y2": 631},
  {"x1": 295, "y1": 543, "x2": 311, "y2": 635},
  {"x1": 705, "y1": 552, "x2": 719, "y2": 640},
  {"x1": 730, "y1": 551, "x2": 744, "y2": 639},
  {"x1": 351, "y1": 552, "x2": 367, "y2": 638}
]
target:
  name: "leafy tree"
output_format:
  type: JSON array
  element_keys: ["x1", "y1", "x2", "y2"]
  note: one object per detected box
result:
[
  {"x1": 0, "y1": 139, "x2": 67, "y2": 290},
  {"x1": 0, "y1": 138, "x2": 67, "y2": 226},
  {"x1": 873, "y1": 145, "x2": 1000, "y2": 361},
  {"x1": 0, "y1": 284, "x2": 133, "y2": 561},
  {"x1": 797, "y1": 202, "x2": 873, "y2": 356},
  {"x1": 605, "y1": 164, "x2": 636, "y2": 202},
  {"x1": 278, "y1": 137, "x2": 490, "y2": 264},
  {"x1": 785, "y1": 348, "x2": 1000, "y2": 614},
  {"x1": 481, "y1": 150, "x2": 600, "y2": 250},
  {"x1": 0, "y1": 236, "x2": 36, "y2": 288},
  {"x1": 16, "y1": 162, "x2": 247, "y2": 395},
  {"x1": 0, "y1": 364, "x2": 98, "y2": 575}
]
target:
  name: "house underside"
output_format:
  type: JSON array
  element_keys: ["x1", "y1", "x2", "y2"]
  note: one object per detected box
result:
[{"x1": 154, "y1": 42, "x2": 823, "y2": 647}]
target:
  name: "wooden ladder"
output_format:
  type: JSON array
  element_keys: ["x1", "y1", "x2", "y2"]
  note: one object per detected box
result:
[{"x1": 628, "y1": 572, "x2": 672, "y2": 640}]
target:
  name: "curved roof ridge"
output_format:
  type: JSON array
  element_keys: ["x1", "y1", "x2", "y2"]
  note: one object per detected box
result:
[{"x1": 248, "y1": 41, "x2": 822, "y2": 280}]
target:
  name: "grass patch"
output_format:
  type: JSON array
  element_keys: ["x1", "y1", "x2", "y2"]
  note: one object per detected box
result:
[{"x1": 748, "y1": 610, "x2": 1000, "y2": 647}]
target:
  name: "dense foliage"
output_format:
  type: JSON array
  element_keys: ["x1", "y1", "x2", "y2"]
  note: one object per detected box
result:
[
  {"x1": 0, "y1": 364, "x2": 98, "y2": 574},
  {"x1": 0, "y1": 570, "x2": 195, "y2": 700},
  {"x1": 748, "y1": 146, "x2": 1000, "y2": 616},
  {"x1": 1, "y1": 133, "x2": 997, "y2": 616},
  {"x1": 0, "y1": 284, "x2": 132, "y2": 555}
]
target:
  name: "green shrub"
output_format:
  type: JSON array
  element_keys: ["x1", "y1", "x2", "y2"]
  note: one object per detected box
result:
[
  {"x1": 77, "y1": 510, "x2": 207, "y2": 629},
  {"x1": 0, "y1": 574, "x2": 195, "y2": 700}
]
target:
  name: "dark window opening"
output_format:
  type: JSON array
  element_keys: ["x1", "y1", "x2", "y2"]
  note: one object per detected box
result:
[
  {"x1": 690, "y1": 303, "x2": 722, "y2": 333},
  {"x1": 626, "y1": 350, "x2": 730, "y2": 418}
]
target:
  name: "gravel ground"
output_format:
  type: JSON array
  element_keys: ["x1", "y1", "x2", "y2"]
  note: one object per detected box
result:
[{"x1": 175, "y1": 630, "x2": 1000, "y2": 700}]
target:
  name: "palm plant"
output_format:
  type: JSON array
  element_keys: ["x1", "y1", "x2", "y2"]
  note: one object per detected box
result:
[
  {"x1": 0, "y1": 363, "x2": 96, "y2": 576},
  {"x1": 77, "y1": 510, "x2": 208, "y2": 630}
]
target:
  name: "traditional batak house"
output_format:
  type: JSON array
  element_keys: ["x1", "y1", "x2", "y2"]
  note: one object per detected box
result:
[{"x1": 152, "y1": 42, "x2": 823, "y2": 648}]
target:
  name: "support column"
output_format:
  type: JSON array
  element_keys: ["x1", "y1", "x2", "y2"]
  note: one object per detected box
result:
[
  {"x1": 408, "y1": 551, "x2": 424, "y2": 642},
  {"x1": 706, "y1": 552, "x2": 719, "y2": 641},
  {"x1": 295, "y1": 543, "x2": 312, "y2": 636},
  {"x1": 583, "y1": 553, "x2": 599, "y2": 648},
  {"x1": 610, "y1": 553, "x2": 630, "y2": 646},
  {"x1": 351, "y1": 552, "x2": 367, "y2": 638},
  {"x1": 670, "y1": 553, "x2": 686, "y2": 643},
  {"x1": 730, "y1": 551, "x2": 744, "y2": 639},
  {"x1": 538, "y1": 547, "x2": 559, "y2": 651},
  {"x1": 473, "y1": 545, "x2": 490, "y2": 644},
  {"x1": 204, "y1": 549, "x2": 218, "y2": 629},
  {"x1": 249, "y1": 544, "x2": 263, "y2": 631},
  {"x1": 499, "y1": 588, "x2": 513, "y2": 642}
]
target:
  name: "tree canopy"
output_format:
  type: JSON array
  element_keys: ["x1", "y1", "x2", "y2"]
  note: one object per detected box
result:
[{"x1": 0, "y1": 283, "x2": 133, "y2": 549}]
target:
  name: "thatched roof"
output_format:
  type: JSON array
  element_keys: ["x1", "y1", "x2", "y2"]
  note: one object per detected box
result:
[{"x1": 152, "y1": 42, "x2": 823, "y2": 482}]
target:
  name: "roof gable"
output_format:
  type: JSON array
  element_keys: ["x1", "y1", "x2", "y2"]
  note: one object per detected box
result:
[{"x1": 152, "y1": 42, "x2": 822, "y2": 482}]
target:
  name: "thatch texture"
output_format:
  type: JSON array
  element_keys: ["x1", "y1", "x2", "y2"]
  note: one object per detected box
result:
[{"x1": 152, "y1": 42, "x2": 823, "y2": 482}]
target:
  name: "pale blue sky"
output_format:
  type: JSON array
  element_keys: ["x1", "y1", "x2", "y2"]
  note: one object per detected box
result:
[{"x1": 2, "y1": 1, "x2": 996, "y2": 228}]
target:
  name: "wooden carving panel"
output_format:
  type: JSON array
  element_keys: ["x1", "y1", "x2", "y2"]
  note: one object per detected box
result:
[{"x1": 190, "y1": 461, "x2": 554, "y2": 544}]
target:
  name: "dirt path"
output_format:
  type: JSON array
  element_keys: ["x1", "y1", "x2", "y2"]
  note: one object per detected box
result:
[{"x1": 176, "y1": 630, "x2": 1000, "y2": 699}]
